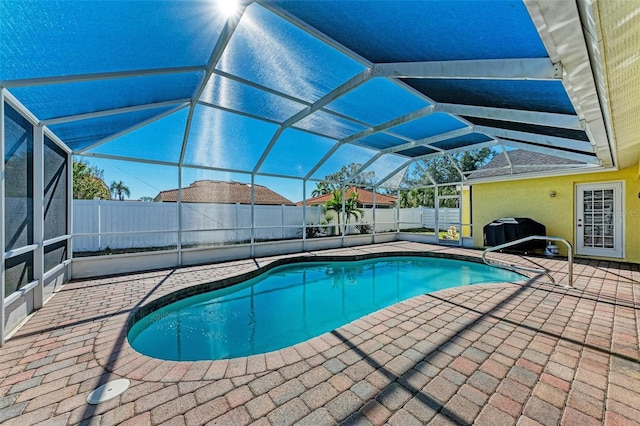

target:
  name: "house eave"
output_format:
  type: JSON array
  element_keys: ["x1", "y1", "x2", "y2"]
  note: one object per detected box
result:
[{"x1": 466, "y1": 164, "x2": 613, "y2": 185}]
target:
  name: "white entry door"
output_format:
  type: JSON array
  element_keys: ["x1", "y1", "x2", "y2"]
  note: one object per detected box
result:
[{"x1": 576, "y1": 182, "x2": 623, "y2": 258}]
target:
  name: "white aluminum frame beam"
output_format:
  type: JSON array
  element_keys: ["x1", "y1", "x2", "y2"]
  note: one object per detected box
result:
[
  {"x1": 501, "y1": 144, "x2": 513, "y2": 174},
  {"x1": 446, "y1": 154, "x2": 466, "y2": 181},
  {"x1": 435, "y1": 103, "x2": 583, "y2": 130},
  {"x1": 33, "y1": 125, "x2": 45, "y2": 310},
  {"x1": 3, "y1": 90, "x2": 39, "y2": 126},
  {"x1": 44, "y1": 127, "x2": 71, "y2": 154},
  {"x1": 341, "y1": 106, "x2": 436, "y2": 145},
  {"x1": 197, "y1": 100, "x2": 281, "y2": 126},
  {"x1": 377, "y1": 162, "x2": 411, "y2": 189},
  {"x1": 414, "y1": 161, "x2": 438, "y2": 186},
  {"x1": 474, "y1": 125, "x2": 595, "y2": 153},
  {"x1": 373, "y1": 58, "x2": 563, "y2": 80},
  {"x1": 344, "y1": 150, "x2": 405, "y2": 186},
  {"x1": 41, "y1": 99, "x2": 190, "y2": 126},
  {"x1": 212, "y1": 69, "x2": 311, "y2": 107},
  {"x1": 79, "y1": 152, "x2": 179, "y2": 167},
  {"x1": 196, "y1": 100, "x2": 348, "y2": 144},
  {"x1": 431, "y1": 140, "x2": 499, "y2": 159},
  {"x1": 65, "y1": 145, "x2": 72, "y2": 285},
  {"x1": 377, "y1": 153, "x2": 439, "y2": 188},
  {"x1": 0, "y1": 66, "x2": 207, "y2": 89},
  {"x1": 499, "y1": 139, "x2": 600, "y2": 164},
  {"x1": 76, "y1": 103, "x2": 189, "y2": 154},
  {"x1": 379, "y1": 127, "x2": 473, "y2": 155}
]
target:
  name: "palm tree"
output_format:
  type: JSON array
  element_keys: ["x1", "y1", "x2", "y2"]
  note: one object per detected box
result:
[
  {"x1": 324, "y1": 188, "x2": 364, "y2": 235},
  {"x1": 109, "y1": 180, "x2": 130, "y2": 201},
  {"x1": 311, "y1": 181, "x2": 330, "y2": 197}
]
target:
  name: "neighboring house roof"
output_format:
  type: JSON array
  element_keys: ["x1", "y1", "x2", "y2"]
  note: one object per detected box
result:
[
  {"x1": 154, "y1": 180, "x2": 295, "y2": 205},
  {"x1": 467, "y1": 150, "x2": 587, "y2": 180},
  {"x1": 297, "y1": 187, "x2": 397, "y2": 207}
]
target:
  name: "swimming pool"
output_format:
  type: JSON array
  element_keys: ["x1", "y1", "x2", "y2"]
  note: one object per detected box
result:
[{"x1": 128, "y1": 256, "x2": 524, "y2": 361}]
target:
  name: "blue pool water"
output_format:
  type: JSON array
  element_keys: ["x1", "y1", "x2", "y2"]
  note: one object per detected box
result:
[{"x1": 128, "y1": 256, "x2": 524, "y2": 361}]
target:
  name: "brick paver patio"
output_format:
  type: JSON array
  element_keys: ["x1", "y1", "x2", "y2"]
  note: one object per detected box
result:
[{"x1": 1, "y1": 241, "x2": 638, "y2": 425}]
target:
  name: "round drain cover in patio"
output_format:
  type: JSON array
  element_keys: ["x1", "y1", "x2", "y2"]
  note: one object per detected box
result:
[{"x1": 86, "y1": 379, "x2": 130, "y2": 404}]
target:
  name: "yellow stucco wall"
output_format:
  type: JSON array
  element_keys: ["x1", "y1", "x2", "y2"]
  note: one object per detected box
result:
[
  {"x1": 461, "y1": 186, "x2": 471, "y2": 238},
  {"x1": 471, "y1": 164, "x2": 640, "y2": 263}
]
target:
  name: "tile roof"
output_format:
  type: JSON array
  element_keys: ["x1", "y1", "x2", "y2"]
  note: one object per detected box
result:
[
  {"x1": 468, "y1": 149, "x2": 586, "y2": 179},
  {"x1": 297, "y1": 187, "x2": 397, "y2": 206},
  {"x1": 154, "y1": 180, "x2": 295, "y2": 205}
]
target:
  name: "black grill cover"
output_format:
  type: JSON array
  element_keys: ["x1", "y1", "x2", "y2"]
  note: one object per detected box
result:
[{"x1": 483, "y1": 218, "x2": 546, "y2": 251}]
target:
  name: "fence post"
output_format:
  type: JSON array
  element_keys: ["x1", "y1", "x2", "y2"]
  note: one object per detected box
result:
[
  {"x1": 94, "y1": 197, "x2": 101, "y2": 250},
  {"x1": 372, "y1": 190, "x2": 376, "y2": 238},
  {"x1": 235, "y1": 203, "x2": 240, "y2": 243},
  {"x1": 282, "y1": 204, "x2": 285, "y2": 239},
  {"x1": 33, "y1": 124, "x2": 44, "y2": 310},
  {"x1": 250, "y1": 176, "x2": 255, "y2": 257},
  {"x1": 396, "y1": 188, "x2": 400, "y2": 232},
  {"x1": 302, "y1": 180, "x2": 306, "y2": 250}
]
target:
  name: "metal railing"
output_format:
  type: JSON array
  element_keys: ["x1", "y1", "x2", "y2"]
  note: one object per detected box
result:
[{"x1": 482, "y1": 236, "x2": 574, "y2": 287}]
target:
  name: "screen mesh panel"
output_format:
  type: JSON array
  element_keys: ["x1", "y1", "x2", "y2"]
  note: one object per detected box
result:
[
  {"x1": 0, "y1": 1, "x2": 225, "y2": 79},
  {"x1": 272, "y1": 0, "x2": 547, "y2": 62},
  {"x1": 49, "y1": 106, "x2": 178, "y2": 151},
  {"x1": 4, "y1": 103, "x2": 34, "y2": 251},
  {"x1": 311, "y1": 144, "x2": 378, "y2": 181},
  {"x1": 325, "y1": 78, "x2": 430, "y2": 126},
  {"x1": 10, "y1": 72, "x2": 201, "y2": 121},
  {"x1": 404, "y1": 79, "x2": 576, "y2": 115},
  {"x1": 390, "y1": 113, "x2": 468, "y2": 140},
  {"x1": 44, "y1": 241, "x2": 67, "y2": 274},
  {"x1": 431, "y1": 133, "x2": 494, "y2": 151},
  {"x1": 5, "y1": 252, "x2": 33, "y2": 296},
  {"x1": 44, "y1": 137, "x2": 68, "y2": 240},
  {"x1": 258, "y1": 129, "x2": 336, "y2": 178},
  {"x1": 294, "y1": 111, "x2": 366, "y2": 140},
  {"x1": 184, "y1": 105, "x2": 279, "y2": 170},
  {"x1": 356, "y1": 133, "x2": 409, "y2": 151},
  {"x1": 461, "y1": 116, "x2": 590, "y2": 142},
  {"x1": 200, "y1": 73, "x2": 307, "y2": 123},
  {"x1": 217, "y1": 3, "x2": 365, "y2": 104},
  {"x1": 87, "y1": 109, "x2": 188, "y2": 162}
]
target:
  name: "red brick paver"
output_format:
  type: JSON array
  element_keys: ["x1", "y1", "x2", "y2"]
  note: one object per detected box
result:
[{"x1": 0, "y1": 242, "x2": 638, "y2": 425}]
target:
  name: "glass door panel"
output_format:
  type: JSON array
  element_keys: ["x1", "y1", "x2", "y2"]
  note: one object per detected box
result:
[{"x1": 576, "y1": 183, "x2": 622, "y2": 257}]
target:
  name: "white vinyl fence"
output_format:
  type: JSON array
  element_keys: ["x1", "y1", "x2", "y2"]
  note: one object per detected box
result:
[
  {"x1": 73, "y1": 200, "x2": 324, "y2": 252},
  {"x1": 72, "y1": 200, "x2": 460, "y2": 253},
  {"x1": 396, "y1": 207, "x2": 460, "y2": 229},
  {"x1": 422, "y1": 207, "x2": 461, "y2": 228}
]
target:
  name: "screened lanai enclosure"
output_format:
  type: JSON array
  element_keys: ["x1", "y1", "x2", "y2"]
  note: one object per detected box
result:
[{"x1": 1, "y1": 0, "x2": 619, "y2": 342}]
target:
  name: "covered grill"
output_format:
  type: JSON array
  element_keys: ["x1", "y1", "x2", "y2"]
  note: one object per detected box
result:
[{"x1": 483, "y1": 218, "x2": 546, "y2": 252}]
